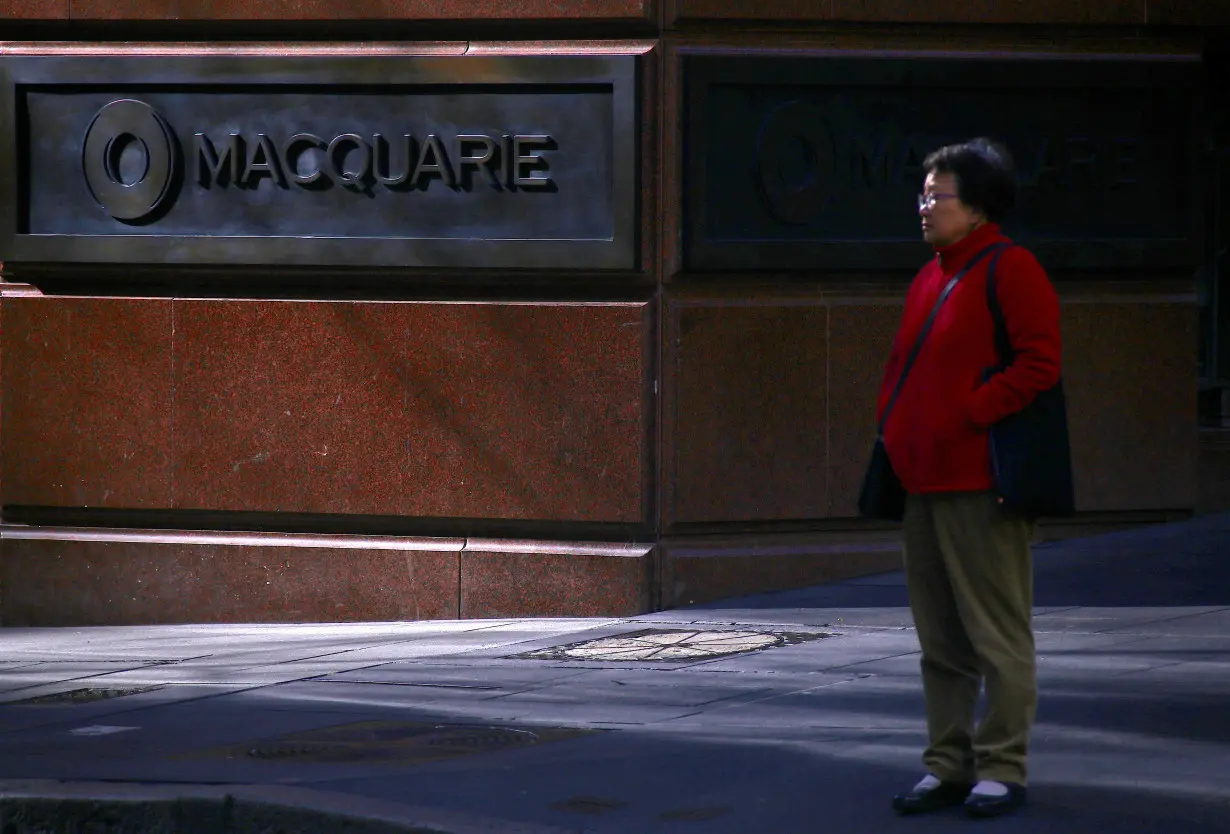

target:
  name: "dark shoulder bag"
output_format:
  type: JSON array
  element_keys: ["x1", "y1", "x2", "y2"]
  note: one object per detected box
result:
[
  {"x1": 858, "y1": 243, "x2": 1008, "y2": 521},
  {"x1": 984, "y1": 247, "x2": 1076, "y2": 518}
]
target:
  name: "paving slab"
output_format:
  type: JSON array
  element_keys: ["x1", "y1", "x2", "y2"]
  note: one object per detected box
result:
[
  {"x1": 639, "y1": 606, "x2": 918, "y2": 629},
  {"x1": 298, "y1": 668, "x2": 583, "y2": 702},
  {"x1": 251, "y1": 678, "x2": 716, "y2": 727},
  {"x1": 290, "y1": 623, "x2": 623, "y2": 666},
  {"x1": 687, "y1": 630, "x2": 919, "y2": 674},
  {"x1": 483, "y1": 678, "x2": 774, "y2": 710},
  {"x1": 0, "y1": 621, "x2": 527, "y2": 664},
  {"x1": 0, "y1": 683, "x2": 256, "y2": 734},
  {"x1": 1100, "y1": 633, "x2": 1230, "y2": 655},
  {"x1": 1112, "y1": 659, "x2": 1230, "y2": 695},
  {"x1": 0, "y1": 662, "x2": 173, "y2": 694},
  {"x1": 77, "y1": 660, "x2": 387, "y2": 687},
  {"x1": 1031, "y1": 606, "x2": 1229, "y2": 634},
  {"x1": 1102, "y1": 606, "x2": 1230, "y2": 636}
]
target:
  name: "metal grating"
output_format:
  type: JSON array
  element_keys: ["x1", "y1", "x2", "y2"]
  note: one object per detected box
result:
[{"x1": 513, "y1": 628, "x2": 834, "y2": 662}]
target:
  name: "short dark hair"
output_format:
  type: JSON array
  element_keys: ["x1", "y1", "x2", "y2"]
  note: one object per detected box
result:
[{"x1": 923, "y1": 138, "x2": 1017, "y2": 222}]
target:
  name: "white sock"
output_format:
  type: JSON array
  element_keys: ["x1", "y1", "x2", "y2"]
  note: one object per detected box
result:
[
  {"x1": 913, "y1": 774, "x2": 943, "y2": 792},
  {"x1": 971, "y1": 780, "x2": 1010, "y2": 798}
]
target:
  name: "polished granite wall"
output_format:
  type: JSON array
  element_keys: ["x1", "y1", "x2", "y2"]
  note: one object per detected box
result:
[
  {"x1": 0, "y1": 2, "x2": 1218, "y2": 624},
  {"x1": 660, "y1": 289, "x2": 1199, "y2": 529},
  {"x1": 0, "y1": 532, "x2": 654, "y2": 625},
  {"x1": 3, "y1": 299, "x2": 650, "y2": 522}
]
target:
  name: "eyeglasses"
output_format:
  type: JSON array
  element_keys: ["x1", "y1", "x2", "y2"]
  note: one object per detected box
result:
[{"x1": 918, "y1": 192, "x2": 959, "y2": 211}]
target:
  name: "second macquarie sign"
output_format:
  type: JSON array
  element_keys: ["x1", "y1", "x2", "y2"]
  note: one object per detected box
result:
[
  {"x1": 685, "y1": 55, "x2": 1201, "y2": 271},
  {"x1": 0, "y1": 54, "x2": 637, "y2": 269}
]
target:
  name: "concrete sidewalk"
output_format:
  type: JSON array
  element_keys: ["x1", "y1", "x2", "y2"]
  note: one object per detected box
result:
[{"x1": 1, "y1": 513, "x2": 1229, "y2": 833}]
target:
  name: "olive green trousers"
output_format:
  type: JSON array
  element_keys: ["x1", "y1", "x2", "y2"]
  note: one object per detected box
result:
[{"x1": 903, "y1": 491, "x2": 1036, "y2": 786}]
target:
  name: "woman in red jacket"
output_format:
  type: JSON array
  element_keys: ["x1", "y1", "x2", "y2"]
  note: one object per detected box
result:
[{"x1": 883, "y1": 139, "x2": 1061, "y2": 819}]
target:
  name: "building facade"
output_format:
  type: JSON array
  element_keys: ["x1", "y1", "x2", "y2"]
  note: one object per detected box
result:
[{"x1": 1, "y1": 1, "x2": 1226, "y2": 625}]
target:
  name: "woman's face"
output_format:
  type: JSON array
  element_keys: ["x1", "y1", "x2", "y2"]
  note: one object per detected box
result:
[{"x1": 919, "y1": 171, "x2": 984, "y2": 248}]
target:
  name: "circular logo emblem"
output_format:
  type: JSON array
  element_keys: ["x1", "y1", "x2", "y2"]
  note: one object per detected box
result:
[
  {"x1": 82, "y1": 99, "x2": 180, "y2": 222},
  {"x1": 754, "y1": 99, "x2": 836, "y2": 226}
]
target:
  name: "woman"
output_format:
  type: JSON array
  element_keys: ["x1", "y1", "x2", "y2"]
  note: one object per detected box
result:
[{"x1": 879, "y1": 138, "x2": 1062, "y2": 818}]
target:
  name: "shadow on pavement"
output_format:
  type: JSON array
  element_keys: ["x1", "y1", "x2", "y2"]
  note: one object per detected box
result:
[
  {"x1": 182, "y1": 692, "x2": 1230, "y2": 834},
  {"x1": 680, "y1": 513, "x2": 1230, "y2": 611}
]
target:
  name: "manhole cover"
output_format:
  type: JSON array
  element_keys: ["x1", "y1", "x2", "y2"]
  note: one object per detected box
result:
[
  {"x1": 8, "y1": 686, "x2": 162, "y2": 706},
  {"x1": 191, "y1": 721, "x2": 594, "y2": 766},
  {"x1": 514, "y1": 628, "x2": 832, "y2": 662}
]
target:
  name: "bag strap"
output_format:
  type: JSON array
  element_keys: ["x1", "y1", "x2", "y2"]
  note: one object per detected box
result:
[
  {"x1": 878, "y1": 242, "x2": 1010, "y2": 435},
  {"x1": 985, "y1": 244, "x2": 1015, "y2": 365}
]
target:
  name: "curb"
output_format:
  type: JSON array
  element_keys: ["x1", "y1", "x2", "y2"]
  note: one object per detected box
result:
[{"x1": 0, "y1": 780, "x2": 581, "y2": 834}]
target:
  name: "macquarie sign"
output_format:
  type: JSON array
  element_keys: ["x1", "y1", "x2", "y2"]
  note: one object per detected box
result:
[
  {"x1": 0, "y1": 55, "x2": 637, "y2": 269},
  {"x1": 685, "y1": 55, "x2": 1202, "y2": 271}
]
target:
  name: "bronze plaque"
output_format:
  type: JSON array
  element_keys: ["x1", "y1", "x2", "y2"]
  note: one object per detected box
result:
[
  {"x1": 685, "y1": 55, "x2": 1202, "y2": 272},
  {"x1": 0, "y1": 54, "x2": 638, "y2": 270}
]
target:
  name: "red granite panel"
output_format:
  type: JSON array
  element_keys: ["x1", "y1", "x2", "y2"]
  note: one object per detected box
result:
[
  {"x1": 0, "y1": 0, "x2": 67, "y2": 18},
  {"x1": 665, "y1": 298, "x2": 827, "y2": 526},
  {"x1": 1061, "y1": 299, "x2": 1197, "y2": 512},
  {"x1": 2, "y1": 298, "x2": 173, "y2": 509},
  {"x1": 460, "y1": 543, "x2": 652, "y2": 618},
  {"x1": 1147, "y1": 0, "x2": 1230, "y2": 25},
  {"x1": 0, "y1": 536, "x2": 461, "y2": 626},
  {"x1": 397, "y1": 303, "x2": 648, "y2": 523},
  {"x1": 172, "y1": 301, "x2": 410, "y2": 516},
  {"x1": 69, "y1": 0, "x2": 653, "y2": 21},
  {"x1": 827, "y1": 298, "x2": 904, "y2": 518},
  {"x1": 173, "y1": 301, "x2": 648, "y2": 523},
  {"x1": 404, "y1": 548, "x2": 461, "y2": 619},
  {"x1": 669, "y1": 0, "x2": 830, "y2": 22},
  {"x1": 663, "y1": 534, "x2": 902, "y2": 608},
  {"x1": 831, "y1": 0, "x2": 1138, "y2": 24}
]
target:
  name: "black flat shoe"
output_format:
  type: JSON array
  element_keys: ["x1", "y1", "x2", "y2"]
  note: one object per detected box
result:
[
  {"x1": 964, "y1": 783, "x2": 1027, "y2": 818},
  {"x1": 892, "y1": 780, "x2": 974, "y2": 815}
]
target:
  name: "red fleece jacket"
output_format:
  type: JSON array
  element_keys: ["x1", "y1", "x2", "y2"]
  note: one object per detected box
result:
[{"x1": 876, "y1": 223, "x2": 1062, "y2": 495}]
